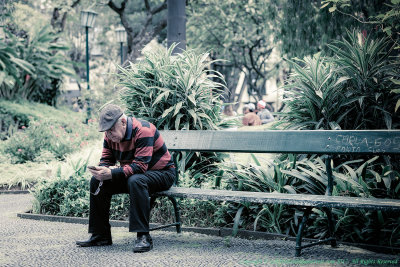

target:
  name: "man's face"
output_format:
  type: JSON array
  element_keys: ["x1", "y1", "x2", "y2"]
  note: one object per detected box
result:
[{"x1": 106, "y1": 118, "x2": 126, "y2": 143}]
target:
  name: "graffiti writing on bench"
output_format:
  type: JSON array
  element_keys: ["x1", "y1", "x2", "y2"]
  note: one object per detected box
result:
[{"x1": 333, "y1": 135, "x2": 400, "y2": 153}]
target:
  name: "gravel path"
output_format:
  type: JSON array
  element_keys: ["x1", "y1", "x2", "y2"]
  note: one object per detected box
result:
[{"x1": 1, "y1": 193, "x2": 399, "y2": 267}]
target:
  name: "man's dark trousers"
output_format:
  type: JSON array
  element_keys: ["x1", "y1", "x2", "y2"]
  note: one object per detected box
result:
[{"x1": 88, "y1": 168, "x2": 176, "y2": 235}]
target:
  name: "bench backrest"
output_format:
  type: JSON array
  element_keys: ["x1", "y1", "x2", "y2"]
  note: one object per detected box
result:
[
  {"x1": 161, "y1": 130, "x2": 400, "y2": 196},
  {"x1": 161, "y1": 130, "x2": 400, "y2": 155}
]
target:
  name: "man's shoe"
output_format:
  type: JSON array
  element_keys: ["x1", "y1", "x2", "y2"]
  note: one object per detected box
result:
[
  {"x1": 133, "y1": 234, "x2": 153, "y2": 253},
  {"x1": 76, "y1": 234, "x2": 112, "y2": 247}
]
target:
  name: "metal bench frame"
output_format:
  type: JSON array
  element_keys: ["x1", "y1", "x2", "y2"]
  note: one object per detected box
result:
[{"x1": 149, "y1": 130, "x2": 400, "y2": 256}]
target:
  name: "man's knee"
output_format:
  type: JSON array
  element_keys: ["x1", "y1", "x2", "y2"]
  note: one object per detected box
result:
[{"x1": 128, "y1": 174, "x2": 147, "y2": 190}]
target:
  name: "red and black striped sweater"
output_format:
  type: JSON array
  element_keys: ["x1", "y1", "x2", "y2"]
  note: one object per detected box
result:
[{"x1": 99, "y1": 117, "x2": 174, "y2": 181}]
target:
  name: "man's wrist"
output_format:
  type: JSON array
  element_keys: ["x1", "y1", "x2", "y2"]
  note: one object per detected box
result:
[{"x1": 111, "y1": 167, "x2": 125, "y2": 181}]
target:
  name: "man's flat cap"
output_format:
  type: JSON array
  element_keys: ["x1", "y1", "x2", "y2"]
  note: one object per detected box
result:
[{"x1": 98, "y1": 104, "x2": 123, "y2": 132}]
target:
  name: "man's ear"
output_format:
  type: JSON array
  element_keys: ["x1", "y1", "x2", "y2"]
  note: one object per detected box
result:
[{"x1": 121, "y1": 117, "x2": 127, "y2": 126}]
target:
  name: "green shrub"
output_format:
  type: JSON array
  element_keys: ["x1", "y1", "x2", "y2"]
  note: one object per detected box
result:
[
  {"x1": 117, "y1": 44, "x2": 233, "y2": 130},
  {"x1": 32, "y1": 154, "x2": 227, "y2": 227},
  {"x1": 0, "y1": 30, "x2": 34, "y2": 100},
  {"x1": 0, "y1": 100, "x2": 97, "y2": 139},
  {"x1": 328, "y1": 30, "x2": 400, "y2": 130},
  {"x1": 216, "y1": 153, "x2": 400, "y2": 247},
  {"x1": 33, "y1": 173, "x2": 90, "y2": 217},
  {"x1": 33, "y1": 159, "x2": 91, "y2": 217},
  {"x1": 33, "y1": 157, "x2": 91, "y2": 216},
  {"x1": 151, "y1": 198, "x2": 226, "y2": 228},
  {"x1": 0, "y1": 100, "x2": 32, "y2": 140},
  {"x1": 3, "y1": 118, "x2": 99, "y2": 163},
  {"x1": 269, "y1": 29, "x2": 400, "y2": 247},
  {"x1": 4, "y1": 25, "x2": 74, "y2": 104},
  {"x1": 278, "y1": 29, "x2": 400, "y2": 130},
  {"x1": 0, "y1": 161, "x2": 53, "y2": 190},
  {"x1": 288, "y1": 155, "x2": 400, "y2": 247},
  {"x1": 276, "y1": 52, "x2": 354, "y2": 130}
]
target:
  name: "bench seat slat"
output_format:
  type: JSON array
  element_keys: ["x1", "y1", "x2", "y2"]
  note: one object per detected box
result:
[{"x1": 155, "y1": 187, "x2": 400, "y2": 211}]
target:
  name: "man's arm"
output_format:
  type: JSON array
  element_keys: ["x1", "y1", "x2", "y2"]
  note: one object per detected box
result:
[
  {"x1": 110, "y1": 128, "x2": 154, "y2": 181},
  {"x1": 99, "y1": 137, "x2": 116, "y2": 167},
  {"x1": 89, "y1": 137, "x2": 116, "y2": 181}
]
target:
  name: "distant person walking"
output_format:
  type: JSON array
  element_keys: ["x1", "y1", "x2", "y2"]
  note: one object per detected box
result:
[
  {"x1": 242, "y1": 103, "x2": 261, "y2": 126},
  {"x1": 257, "y1": 100, "x2": 274, "y2": 124}
]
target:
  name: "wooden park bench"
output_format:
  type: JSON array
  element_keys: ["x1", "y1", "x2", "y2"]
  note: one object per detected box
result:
[{"x1": 149, "y1": 130, "x2": 400, "y2": 256}]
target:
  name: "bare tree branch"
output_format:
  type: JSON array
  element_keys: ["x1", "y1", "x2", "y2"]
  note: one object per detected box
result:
[
  {"x1": 107, "y1": 0, "x2": 124, "y2": 14},
  {"x1": 107, "y1": 0, "x2": 167, "y2": 57},
  {"x1": 51, "y1": 0, "x2": 81, "y2": 33},
  {"x1": 151, "y1": 0, "x2": 167, "y2": 14},
  {"x1": 144, "y1": 0, "x2": 151, "y2": 11},
  {"x1": 249, "y1": 39, "x2": 268, "y2": 79},
  {"x1": 71, "y1": 0, "x2": 80, "y2": 8}
]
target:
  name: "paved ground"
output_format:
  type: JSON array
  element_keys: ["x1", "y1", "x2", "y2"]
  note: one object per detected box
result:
[{"x1": 1, "y1": 193, "x2": 399, "y2": 267}]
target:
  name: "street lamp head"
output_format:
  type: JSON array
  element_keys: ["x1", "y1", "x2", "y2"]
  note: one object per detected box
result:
[
  {"x1": 115, "y1": 26, "x2": 127, "y2": 43},
  {"x1": 80, "y1": 10, "x2": 98, "y2": 28}
]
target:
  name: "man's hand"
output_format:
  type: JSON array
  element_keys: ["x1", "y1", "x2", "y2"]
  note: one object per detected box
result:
[{"x1": 88, "y1": 166, "x2": 112, "y2": 181}]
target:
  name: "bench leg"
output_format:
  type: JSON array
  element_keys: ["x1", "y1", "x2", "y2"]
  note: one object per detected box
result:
[
  {"x1": 150, "y1": 195, "x2": 157, "y2": 210},
  {"x1": 168, "y1": 196, "x2": 182, "y2": 233},
  {"x1": 295, "y1": 207, "x2": 311, "y2": 257},
  {"x1": 324, "y1": 208, "x2": 337, "y2": 248},
  {"x1": 149, "y1": 196, "x2": 181, "y2": 233}
]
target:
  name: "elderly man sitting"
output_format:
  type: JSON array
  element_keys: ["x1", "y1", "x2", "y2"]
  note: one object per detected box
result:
[
  {"x1": 242, "y1": 103, "x2": 261, "y2": 126},
  {"x1": 256, "y1": 100, "x2": 274, "y2": 124},
  {"x1": 76, "y1": 104, "x2": 176, "y2": 253}
]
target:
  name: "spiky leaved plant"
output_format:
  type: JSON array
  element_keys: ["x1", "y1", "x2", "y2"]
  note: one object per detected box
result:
[
  {"x1": 117, "y1": 44, "x2": 230, "y2": 130},
  {"x1": 328, "y1": 29, "x2": 400, "y2": 130},
  {"x1": 276, "y1": 52, "x2": 355, "y2": 130},
  {"x1": 268, "y1": 29, "x2": 400, "y2": 247}
]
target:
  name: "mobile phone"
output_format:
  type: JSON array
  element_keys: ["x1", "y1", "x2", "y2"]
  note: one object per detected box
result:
[{"x1": 87, "y1": 166, "x2": 97, "y2": 170}]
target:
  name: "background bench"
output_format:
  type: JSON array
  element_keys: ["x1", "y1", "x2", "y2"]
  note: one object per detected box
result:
[{"x1": 150, "y1": 130, "x2": 400, "y2": 256}]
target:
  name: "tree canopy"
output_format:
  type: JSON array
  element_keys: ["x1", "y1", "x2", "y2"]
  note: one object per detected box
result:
[{"x1": 187, "y1": 0, "x2": 280, "y2": 104}]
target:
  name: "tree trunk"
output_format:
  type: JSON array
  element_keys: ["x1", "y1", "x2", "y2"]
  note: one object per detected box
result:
[
  {"x1": 167, "y1": 0, "x2": 186, "y2": 54},
  {"x1": 108, "y1": 0, "x2": 168, "y2": 62}
]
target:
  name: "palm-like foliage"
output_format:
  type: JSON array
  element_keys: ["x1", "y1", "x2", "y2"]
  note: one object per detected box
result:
[
  {"x1": 287, "y1": 155, "x2": 400, "y2": 246},
  {"x1": 117, "y1": 44, "x2": 230, "y2": 130},
  {"x1": 219, "y1": 152, "x2": 400, "y2": 246},
  {"x1": 328, "y1": 29, "x2": 400, "y2": 129},
  {"x1": 274, "y1": 31, "x2": 400, "y2": 247},
  {"x1": 279, "y1": 30, "x2": 400, "y2": 130},
  {"x1": 0, "y1": 31, "x2": 34, "y2": 99},
  {"x1": 276, "y1": 53, "x2": 355, "y2": 130},
  {"x1": 219, "y1": 154, "x2": 301, "y2": 235},
  {"x1": 1, "y1": 25, "x2": 73, "y2": 104},
  {"x1": 20, "y1": 25, "x2": 73, "y2": 105}
]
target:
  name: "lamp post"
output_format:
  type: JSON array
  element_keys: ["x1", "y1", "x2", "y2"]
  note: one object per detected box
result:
[
  {"x1": 0, "y1": 18, "x2": 5, "y2": 39},
  {"x1": 80, "y1": 9, "x2": 98, "y2": 122},
  {"x1": 115, "y1": 26, "x2": 127, "y2": 65},
  {"x1": 0, "y1": 25, "x2": 4, "y2": 39}
]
